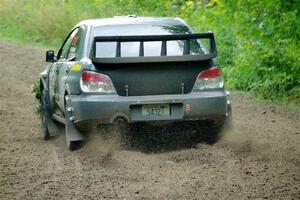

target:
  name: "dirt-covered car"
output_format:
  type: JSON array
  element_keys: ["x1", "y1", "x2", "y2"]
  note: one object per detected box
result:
[{"x1": 40, "y1": 16, "x2": 232, "y2": 150}]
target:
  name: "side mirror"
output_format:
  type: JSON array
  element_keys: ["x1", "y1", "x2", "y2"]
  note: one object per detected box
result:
[{"x1": 46, "y1": 50, "x2": 55, "y2": 62}]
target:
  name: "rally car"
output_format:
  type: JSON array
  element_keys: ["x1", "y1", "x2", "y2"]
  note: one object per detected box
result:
[{"x1": 40, "y1": 16, "x2": 232, "y2": 150}]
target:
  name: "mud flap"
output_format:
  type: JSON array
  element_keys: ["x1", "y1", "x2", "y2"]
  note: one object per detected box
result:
[{"x1": 65, "y1": 95, "x2": 86, "y2": 146}]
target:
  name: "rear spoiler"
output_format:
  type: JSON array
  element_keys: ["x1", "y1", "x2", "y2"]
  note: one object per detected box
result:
[{"x1": 91, "y1": 33, "x2": 217, "y2": 64}]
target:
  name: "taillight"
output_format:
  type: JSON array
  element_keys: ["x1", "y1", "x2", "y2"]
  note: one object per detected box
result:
[
  {"x1": 80, "y1": 70, "x2": 116, "y2": 94},
  {"x1": 192, "y1": 67, "x2": 224, "y2": 91}
]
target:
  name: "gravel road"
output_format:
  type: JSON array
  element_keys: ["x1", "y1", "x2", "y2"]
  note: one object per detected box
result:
[{"x1": 0, "y1": 41, "x2": 299, "y2": 199}]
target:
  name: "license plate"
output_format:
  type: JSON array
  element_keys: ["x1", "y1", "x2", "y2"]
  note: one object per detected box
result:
[{"x1": 142, "y1": 104, "x2": 170, "y2": 117}]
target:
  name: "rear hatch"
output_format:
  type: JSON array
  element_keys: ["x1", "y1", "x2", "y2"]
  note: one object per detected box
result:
[
  {"x1": 91, "y1": 33, "x2": 217, "y2": 96},
  {"x1": 94, "y1": 60, "x2": 212, "y2": 96}
]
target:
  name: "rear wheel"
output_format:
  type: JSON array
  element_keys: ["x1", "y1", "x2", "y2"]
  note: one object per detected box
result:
[
  {"x1": 40, "y1": 89, "x2": 51, "y2": 140},
  {"x1": 67, "y1": 140, "x2": 81, "y2": 151}
]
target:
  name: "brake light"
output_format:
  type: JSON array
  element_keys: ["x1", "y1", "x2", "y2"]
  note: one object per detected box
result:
[
  {"x1": 192, "y1": 67, "x2": 224, "y2": 91},
  {"x1": 80, "y1": 71, "x2": 116, "y2": 94}
]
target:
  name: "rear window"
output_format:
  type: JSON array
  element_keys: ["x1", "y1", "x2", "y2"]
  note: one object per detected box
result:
[{"x1": 92, "y1": 24, "x2": 205, "y2": 57}]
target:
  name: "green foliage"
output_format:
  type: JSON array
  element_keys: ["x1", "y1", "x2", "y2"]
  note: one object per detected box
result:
[
  {"x1": 220, "y1": 0, "x2": 300, "y2": 103},
  {"x1": 31, "y1": 80, "x2": 41, "y2": 113},
  {"x1": 31, "y1": 80, "x2": 41, "y2": 101},
  {"x1": 0, "y1": 0, "x2": 299, "y2": 104}
]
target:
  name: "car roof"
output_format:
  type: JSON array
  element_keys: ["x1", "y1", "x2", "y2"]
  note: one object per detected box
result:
[{"x1": 77, "y1": 16, "x2": 188, "y2": 28}]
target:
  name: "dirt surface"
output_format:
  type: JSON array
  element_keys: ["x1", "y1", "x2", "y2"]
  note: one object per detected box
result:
[{"x1": 0, "y1": 40, "x2": 299, "y2": 200}]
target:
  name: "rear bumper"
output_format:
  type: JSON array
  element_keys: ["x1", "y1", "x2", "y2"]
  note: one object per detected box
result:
[{"x1": 68, "y1": 90, "x2": 229, "y2": 126}]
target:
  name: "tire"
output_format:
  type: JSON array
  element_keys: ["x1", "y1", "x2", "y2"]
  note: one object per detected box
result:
[
  {"x1": 207, "y1": 125, "x2": 223, "y2": 144},
  {"x1": 40, "y1": 89, "x2": 51, "y2": 140},
  {"x1": 67, "y1": 140, "x2": 80, "y2": 151}
]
